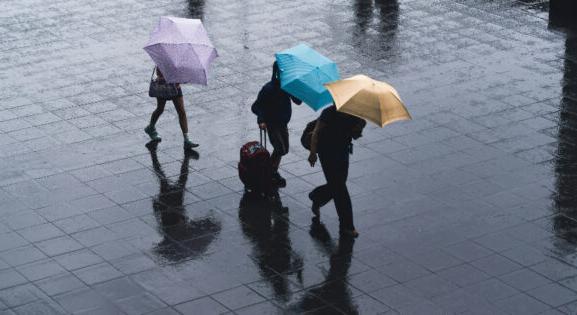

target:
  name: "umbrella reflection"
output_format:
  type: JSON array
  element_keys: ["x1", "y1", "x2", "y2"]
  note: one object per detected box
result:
[
  {"x1": 238, "y1": 191, "x2": 304, "y2": 302},
  {"x1": 148, "y1": 142, "x2": 221, "y2": 263},
  {"x1": 291, "y1": 221, "x2": 358, "y2": 314}
]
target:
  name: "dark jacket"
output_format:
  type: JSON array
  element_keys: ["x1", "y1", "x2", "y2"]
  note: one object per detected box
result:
[
  {"x1": 317, "y1": 105, "x2": 366, "y2": 154},
  {"x1": 251, "y1": 63, "x2": 302, "y2": 125}
]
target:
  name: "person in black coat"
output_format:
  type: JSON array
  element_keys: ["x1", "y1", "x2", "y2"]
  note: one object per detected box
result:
[
  {"x1": 252, "y1": 62, "x2": 302, "y2": 187},
  {"x1": 308, "y1": 105, "x2": 366, "y2": 238}
]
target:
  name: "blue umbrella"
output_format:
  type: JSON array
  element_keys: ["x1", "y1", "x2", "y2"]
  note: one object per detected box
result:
[{"x1": 275, "y1": 43, "x2": 340, "y2": 111}]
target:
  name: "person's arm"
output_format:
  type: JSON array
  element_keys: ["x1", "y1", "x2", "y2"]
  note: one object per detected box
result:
[
  {"x1": 251, "y1": 90, "x2": 266, "y2": 128},
  {"x1": 308, "y1": 120, "x2": 326, "y2": 167},
  {"x1": 290, "y1": 95, "x2": 302, "y2": 105}
]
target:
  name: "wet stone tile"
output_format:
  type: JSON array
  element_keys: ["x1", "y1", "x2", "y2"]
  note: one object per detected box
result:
[
  {"x1": 0, "y1": 233, "x2": 29, "y2": 253},
  {"x1": 35, "y1": 236, "x2": 84, "y2": 257},
  {"x1": 52, "y1": 215, "x2": 100, "y2": 235},
  {"x1": 17, "y1": 259, "x2": 67, "y2": 282},
  {"x1": 499, "y1": 268, "x2": 553, "y2": 292},
  {"x1": 11, "y1": 300, "x2": 67, "y2": 315},
  {"x1": 0, "y1": 269, "x2": 28, "y2": 291},
  {"x1": 35, "y1": 273, "x2": 87, "y2": 297},
  {"x1": 494, "y1": 293, "x2": 552, "y2": 315},
  {"x1": 464, "y1": 278, "x2": 519, "y2": 302},
  {"x1": 53, "y1": 249, "x2": 103, "y2": 271},
  {"x1": 470, "y1": 254, "x2": 523, "y2": 277},
  {"x1": 116, "y1": 292, "x2": 167, "y2": 315},
  {"x1": 54, "y1": 288, "x2": 117, "y2": 314},
  {"x1": 437, "y1": 263, "x2": 492, "y2": 288},
  {"x1": 526, "y1": 282, "x2": 577, "y2": 308},
  {"x1": 175, "y1": 297, "x2": 228, "y2": 315},
  {"x1": 530, "y1": 258, "x2": 577, "y2": 282},
  {"x1": 443, "y1": 240, "x2": 495, "y2": 262},
  {"x1": 0, "y1": 245, "x2": 46, "y2": 267},
  {"x1": 211, "y1": 285, "x2": 266, "y2": 310},
  {"x1": 369, "y1": 284, "x2": 428, "y2": 310},
  {"x1": 73, "y1": 262, "x2": 123, "y2": 286},
  {"x1": 1, "y1": 0, "x2": 577, "y2": 313}
]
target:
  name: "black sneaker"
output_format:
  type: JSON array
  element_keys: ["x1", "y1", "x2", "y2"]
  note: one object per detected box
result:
[
  {"x1": 272, "y1": 172, "x2": 286, "y2": 188},
  {"x1": 339, "y1": 228, "x2": 359, "y2": 238},
  {"x1": 308, "y1": 192, "x2": 320, "y2": 217}
]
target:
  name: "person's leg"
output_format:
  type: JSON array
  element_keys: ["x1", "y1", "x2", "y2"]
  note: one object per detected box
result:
[
  {"x1": 172, "y1": 96, "x2": 188, "y2": 134},
  {"x1": 150, "y1": 98, "x2": 166, "y2": 127},
  {"x1": 309, "y1": 153, "x2": 337, "y2": 217},
  {"x1": 145, "y1": 99, "x2": 165, "y2": 141},
  {"x1": 267, "y1": 124, "x2": 289, "y2": 187},
  {"x1": 322, "y1": 152, "x2": 356, "y2": 235},
  {"x1": 172, "y1": 96, "x2": 198, "y2": 149},
  {"x1": 309, "y1": 154, "x2": 333, "y2": 212}
]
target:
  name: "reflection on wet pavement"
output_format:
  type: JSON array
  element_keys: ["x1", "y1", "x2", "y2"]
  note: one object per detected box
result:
[
  {"x1": 148, "y1": 143, "x2": 221, "y2": 264},
  {"x1": 239, "y1": 191, "x2": 303, "y2": 303},
  {"x1": 1, "y1": 0, "x2": 577, "y2": 313}
]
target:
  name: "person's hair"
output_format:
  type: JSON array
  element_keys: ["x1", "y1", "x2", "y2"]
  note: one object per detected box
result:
[{"x1": 271, "y1": 62, "x2": 280, "y2": 84}]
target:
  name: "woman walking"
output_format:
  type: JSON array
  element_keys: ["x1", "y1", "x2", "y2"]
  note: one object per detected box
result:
[{"x1": 145, "y1": 67, "x2": 199, "y2": 150}]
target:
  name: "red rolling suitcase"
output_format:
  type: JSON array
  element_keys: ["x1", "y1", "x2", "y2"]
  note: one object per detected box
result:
[{"x1": 238, "y1": 130, "x2": 273, "y2": 194}]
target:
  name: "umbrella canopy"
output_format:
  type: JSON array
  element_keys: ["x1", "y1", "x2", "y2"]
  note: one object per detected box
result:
[
  {"x1": 275, "y1": 43, "x2": 340, "y2": 111},
  {"x1": 324, "y1": 75, "x2": 411, "y2": 127},
  {"x1": 143, "y1": 16, "x2": 218, "y2": 85}
]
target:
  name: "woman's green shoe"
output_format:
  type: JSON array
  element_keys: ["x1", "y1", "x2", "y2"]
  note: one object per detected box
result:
[
  {"x1": 144, "y1": 125, "x2": 161, "y2": 141},
  {"x1": 184, "y1": 138, "x2": 199, "y2": 150}
]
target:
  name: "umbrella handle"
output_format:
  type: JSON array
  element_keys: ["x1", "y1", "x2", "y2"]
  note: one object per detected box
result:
[
  {"x1": 260, "y1": 129, "x2": 267, "y2": 150},
  {"x1": 150, "y1": 67, "x2": 156, "y2": 81}
]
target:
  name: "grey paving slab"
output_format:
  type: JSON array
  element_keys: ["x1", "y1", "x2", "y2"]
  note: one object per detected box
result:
[{"x1": 1, "y1": 0, "x2": 577, "y2": 313}]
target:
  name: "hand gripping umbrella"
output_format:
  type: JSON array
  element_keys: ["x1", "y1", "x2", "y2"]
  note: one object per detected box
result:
[{"x1": 144, "y1": 16, "x2": 218, "y2": 85}]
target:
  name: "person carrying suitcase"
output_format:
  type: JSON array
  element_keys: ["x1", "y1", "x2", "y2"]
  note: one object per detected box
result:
[{"x1": 251, "y1": 62, "x2": 302, "y2": 187}]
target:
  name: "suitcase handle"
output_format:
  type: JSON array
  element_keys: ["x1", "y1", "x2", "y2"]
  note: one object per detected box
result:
[{"x1": 260, "y1": 129, "x2": 267, "y2": 150}]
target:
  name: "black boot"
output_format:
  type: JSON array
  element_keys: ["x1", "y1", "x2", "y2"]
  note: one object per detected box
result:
[{"x1": 272, "y1": 172, "x2": 286, "y2": 188}]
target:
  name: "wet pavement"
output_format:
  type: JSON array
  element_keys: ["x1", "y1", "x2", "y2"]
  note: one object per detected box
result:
[{"x1": 1, "y1": 0, "x2": 577, "y2": 314}]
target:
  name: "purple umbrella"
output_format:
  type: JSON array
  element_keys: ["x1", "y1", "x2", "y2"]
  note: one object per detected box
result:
[{"x1": 143, "y1": 16, "x2": 218, "y2": 85}]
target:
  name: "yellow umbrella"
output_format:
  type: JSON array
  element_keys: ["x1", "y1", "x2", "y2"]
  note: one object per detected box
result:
[{"x1": 324, "y1": 75, "x2": 411, "y2": 127}]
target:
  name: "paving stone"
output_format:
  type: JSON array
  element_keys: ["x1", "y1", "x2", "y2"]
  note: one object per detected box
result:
[
  {"x1": 494, "y1": 293, "x2": 552, "y2": 315},
  {"x1": 500, "y1": 268, "x2": 553, "y2": 292},
  {"x1": 211, "y1": 285, "x2": 265, "y2": 310},
  {"x1": 526, "y1": 282, "x2": 577, "y2": 308},
  {"x1": 436, "y1": 263, "x2": 492, "y2": 288},
  {"x1": 0, "y1": 0, "x2": 575, "y2": 313},
  {"x1": 35, "y1": 273, "x2": 87, "y2": 297},
  {"x1": 470, "y1": 254, "x2": 523, "y2": 276},
  {"x1": 17, "y1": 259, "x2": 67, "y2": 282},
  {"x1": 0, "y1": 269, "x2": 27, "y2": 291},
  {"x1": 175, "y1": 297, "x2": 228, "y2": 315}
]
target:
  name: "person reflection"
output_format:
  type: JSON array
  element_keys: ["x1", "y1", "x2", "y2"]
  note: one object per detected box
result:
[
  {"x1": 292, "y1": 221, "x2": 358, "y2": 314},
  {"x1": 374, "y1": 1, "x2": 399, "y2": 41},
  {"x1": 553, "y1": 31, "x2": 577, "y2": 249},
  {"x1": 187, "y1": 0, "x2": 205, "y2": 19},
  {"x1": 352, "y1": 0, "x2": 399, "y2": 61},
  {"x1": 238, "y1": 191, "x2": 303, "y2": 302},
  {"x1": 147, "y1": 142, "x2": 220, "y2": 263},
  {"x1": 353, "y1": 0, "x2": 374, "y2": 34}
]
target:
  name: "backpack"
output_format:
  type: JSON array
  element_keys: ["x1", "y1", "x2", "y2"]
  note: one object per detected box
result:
[{"x1": 300, "y1": 120, "x2": 317, "y2": 151}]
